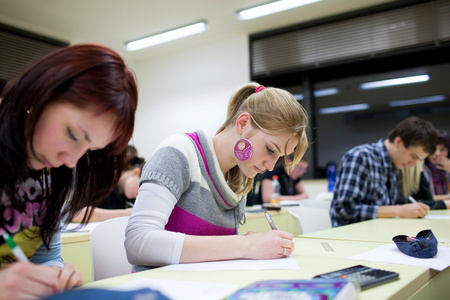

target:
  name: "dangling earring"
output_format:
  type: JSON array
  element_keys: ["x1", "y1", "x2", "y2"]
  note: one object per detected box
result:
[
  {"x1": 234, "y1": 138, "x2": 253, "y2": 161},
  {"x1": 25, "y1": 106, "x2": 33, "y2": 114}
]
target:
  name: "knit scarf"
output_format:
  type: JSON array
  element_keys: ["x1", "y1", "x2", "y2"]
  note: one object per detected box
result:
[{"x1": 425, "y1": 160, "x2": 449, "y2": 195}]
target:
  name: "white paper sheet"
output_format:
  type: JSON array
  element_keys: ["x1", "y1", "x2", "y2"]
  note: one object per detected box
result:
[
  {"x1": 61, "y1": 222, "x2": 102, "y2": 232},
  {"x1": 348, "y1": 244, "x2": 450, "y2": 271},
  {"x1": 113, "y1": 278, "x2": 238, "y2": 300},
  {"x1": 425, "y1": 215, "x2": 450, "y2": 219},
  {"x1": 163, "y1": 256, "x2": 299, "y2": 272}
]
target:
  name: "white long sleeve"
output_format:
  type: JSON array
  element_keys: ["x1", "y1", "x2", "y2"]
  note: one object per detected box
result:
[{"x1": 125, "y1": 181, "x2": 185, "y2": 266}]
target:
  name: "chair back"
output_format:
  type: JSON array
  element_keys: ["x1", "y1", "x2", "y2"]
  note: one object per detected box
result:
[
  {"x1": 90, "y1": 216, "x2": 131, "y2": 281},
  {"x1": 315, "y1": 191, "x2": 334, "y2": 201},
  {"x1": 288, "y1": 207, "x2": 332, "y2": 235},
  {"x1": 299, "y1": 199, "x2": 331, "y2": 210}
]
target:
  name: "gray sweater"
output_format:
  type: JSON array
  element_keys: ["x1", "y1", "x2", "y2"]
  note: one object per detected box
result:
[{"x1": 125, "y1": 130, "x2": 246, "y2": 270}]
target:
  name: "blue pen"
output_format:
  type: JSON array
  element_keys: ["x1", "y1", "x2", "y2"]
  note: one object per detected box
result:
[{"x1": 2, "y1": 232, "x2": 29, "y2": 262}]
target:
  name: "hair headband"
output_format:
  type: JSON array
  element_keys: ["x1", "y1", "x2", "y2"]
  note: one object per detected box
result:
[{"x1": 255, "y1": 85, "x2": 266, "y2": 93}]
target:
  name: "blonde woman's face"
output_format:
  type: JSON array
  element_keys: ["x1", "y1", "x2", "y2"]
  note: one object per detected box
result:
[
  {"x1": 237, "y1": 129, "x2": 297, "y2": 179},
  {"x1": 28, "y1": 101, "x2": 117, "y2": 170}
]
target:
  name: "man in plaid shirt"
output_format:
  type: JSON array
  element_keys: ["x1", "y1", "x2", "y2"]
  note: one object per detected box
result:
[{"x1": 330, "y1": 117, "x2": 437, "y2": 227}]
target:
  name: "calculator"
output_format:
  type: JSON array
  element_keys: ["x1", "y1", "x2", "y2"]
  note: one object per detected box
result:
[{"x1": 313, "y1": 265, "x2": 399, "y2": 290}]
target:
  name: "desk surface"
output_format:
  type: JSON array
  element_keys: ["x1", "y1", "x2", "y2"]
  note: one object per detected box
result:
[
  {"x1": 84, "y1": 237, "x2": 438, "y2": 300},
  {"x1": 62, "y1": 231, "x2": 91, "y2": 244},
  {"x1": 301, "y1": 213, "x2": 450, "y2": 245},
  {"x1": 241, "y1": 207, "x2": 299, "y2": 235}
]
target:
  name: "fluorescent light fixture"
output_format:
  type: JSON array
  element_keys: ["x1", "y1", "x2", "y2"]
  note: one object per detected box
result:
[
  {"x1": 237, "y1": 0, "x2": 322, "y2": 20},
  {"x1": 360, "y1": 74, "x2": 430, "y2": 90},
  {"x1": 389, "y1": 95, "x2": 446, "y2": 107},
  {"x1": 126, "y1": 21, "x2": 207, "y2": 51},
  {"x1": 314, "y1": 87, "x2": 339, "y2": 97},
  {"x1": 292, "y1": 88, "x2": 338, "y2": 100},
  {"x1": 319, "y1": 103, "x2": 370, "y2": 115},
  {"x1": 293, "y1": 94, "x2": 304, "y2": 101}
]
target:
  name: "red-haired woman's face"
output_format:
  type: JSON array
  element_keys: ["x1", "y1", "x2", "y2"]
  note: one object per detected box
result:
[{"x1": 27, "y1": 101, "x2": 117, "y2": 170}]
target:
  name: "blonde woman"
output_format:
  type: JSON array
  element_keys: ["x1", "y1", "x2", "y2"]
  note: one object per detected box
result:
[
  {"x1": 125, "y1": 83, "x2": 308, "y2": 271},
  {"x1": 398, "y1": 161, "x2": 450, "y2": 209}
]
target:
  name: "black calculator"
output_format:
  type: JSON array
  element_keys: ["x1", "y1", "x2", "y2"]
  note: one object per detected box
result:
[{"x1": 313, "y1": 265, "x2": 400, "y2": 290}]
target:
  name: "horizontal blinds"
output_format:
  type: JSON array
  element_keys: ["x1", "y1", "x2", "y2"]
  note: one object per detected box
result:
[
  {"x1": 0, "y1": 29, "x2": 66, "y2": 82},
  {"x1": 251, "y1": 0, "x2": 450, "y2": 76}
]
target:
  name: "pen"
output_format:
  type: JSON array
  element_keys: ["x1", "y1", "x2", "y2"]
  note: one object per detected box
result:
[
  {"x1": 264, "y1": 211, "x2": 277, "y2": 230},
  {"x1": 2, "y1": 232, "x2": 29, "y2": 262},
  {"x1": 408, "y1": 196, "x2": 418, "y2": 203}
]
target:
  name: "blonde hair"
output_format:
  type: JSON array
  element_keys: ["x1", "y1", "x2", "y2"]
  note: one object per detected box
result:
[
  {"x1": 400, "y1": 161, "x2": 422, "y2": 197},
  {"x1": 217, "y1": 82, "x2": 309, "y2": 197}
]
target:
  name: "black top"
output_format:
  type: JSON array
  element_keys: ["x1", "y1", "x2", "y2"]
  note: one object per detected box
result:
[
  {"x1": 396, "y1": 172, "x2": 446, "y2": 209},
  {"x1": 98, "y1": 186, "x2": 135, "y2": 209},
  {"x1": 246, "y1": 166, "x2": 302, "y2": 206}
]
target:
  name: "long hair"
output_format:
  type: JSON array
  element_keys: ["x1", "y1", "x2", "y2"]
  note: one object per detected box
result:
[
  {"x1": 217, "y1": 82, "x2": 308, "y2": 197},
  {"x1": 0, "y1": 43, "x2": 138, "y2": 247},
  {"x1": 399, "y1": 161, "x2": 422, "y2": 198}
]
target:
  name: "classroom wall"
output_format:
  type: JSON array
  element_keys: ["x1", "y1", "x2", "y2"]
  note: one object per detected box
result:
[{"x1": 128, "y1": 35, "x2": 250, "y2": 160}]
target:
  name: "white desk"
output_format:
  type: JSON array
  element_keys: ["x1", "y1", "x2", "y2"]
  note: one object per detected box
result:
[
  {"x1": 241, "y1": 207, "x2": 298, "y2": 235},
  {"x1": 61, "y1": 231, "x2": 92, "y2": 283},
  {"x1": 83, "y1": 237, "x2": 444, "y2": 300},
  {"x1": 301, "y1": 214, "x2": 450, "y2": 246}
]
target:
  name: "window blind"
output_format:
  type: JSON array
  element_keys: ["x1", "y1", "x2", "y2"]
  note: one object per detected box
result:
[
  {"x1": 251, "y1": 0, "x2": 450, "y2": 76},
  {"x1": 0, "y1": 25, "x2": 67, "y2": 82}
]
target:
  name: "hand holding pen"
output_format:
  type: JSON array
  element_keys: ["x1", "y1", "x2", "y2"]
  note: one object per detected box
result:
[
  {"x1": 0, "y1": 232, "x2": 83, "y2": 298},
  {"x1": 263, "y1": 211, "x2": 293, "y2": 256}
]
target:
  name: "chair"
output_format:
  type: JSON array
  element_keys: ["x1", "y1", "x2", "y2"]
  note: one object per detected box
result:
[
  {"x1": 288, "y1": 207, "x2": 332, "y2": 235},
  {"x1": 90, "y1": 216, "x2": 131, "y2": 281},
  {"x1": 299, "y1": 199, "x2": 331, "y2": 210},
  {"x1": 315, "y1": 191, "x2": 334, "y2": 202}
]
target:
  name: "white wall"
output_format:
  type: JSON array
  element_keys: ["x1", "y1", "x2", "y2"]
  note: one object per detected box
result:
[{"x1": 129, "y1": 35, "x2": 250, "y2": 160}]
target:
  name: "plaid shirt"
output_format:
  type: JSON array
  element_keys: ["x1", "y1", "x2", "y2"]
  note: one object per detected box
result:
[{"x1": 330, "y1": 139, "x2": 398, "y2": 227}]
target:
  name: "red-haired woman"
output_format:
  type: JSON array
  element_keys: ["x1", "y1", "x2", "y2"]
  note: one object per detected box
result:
[{"x1": 0, "y1": 43, "x2": 138, "y2": 298}]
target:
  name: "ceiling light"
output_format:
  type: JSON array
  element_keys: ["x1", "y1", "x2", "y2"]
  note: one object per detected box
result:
[
  {"x1": 237, "y1": 0, "x2": 322, "y2": 21},
  {"x1": 360, "y1": 74, "x2": 430, "y2": 90},
  {"x1": 314, "y1": 87, "x2": 339, "y2": 97},
  {"x1": 293, "y1": 94, "x2": 304, "y2": 100},
  {"x1": 388, "y1": 95, "x2": 446, "y2": 107},
  {"x1": 126, "y1": 21, "x2": 207, "y2": 51},
  {"x1": 319, "y1": 103, "x2": 370, "y2": 115}
]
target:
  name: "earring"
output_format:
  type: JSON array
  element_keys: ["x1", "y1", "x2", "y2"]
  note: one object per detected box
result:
[{"x1": 234, "y1": 138, "x2": 253, "y2": 161}]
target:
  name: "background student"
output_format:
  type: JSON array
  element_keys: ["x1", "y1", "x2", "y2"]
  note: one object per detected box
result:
[
  {"x1": 71, "y1": 146, "x2": 145, "y2": 223},
  {"x1": 260, "y1": 155, "x2": 309, "y2": 203},
  {"x1": 0, "y1": 43, "x2": 138, "y2": 299},
  {"x1": 125, "y1": 82, "x2": 308, "y2": 271},
  {"x1": 396, "y1": 161, "x2": 450, "y2": 209},
  {"x1": 330, "y1": 116, "x2": 435, "y2": 227},
  {"x1": 423, "y1": 129, "x2": 450, "y2": 201}
]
